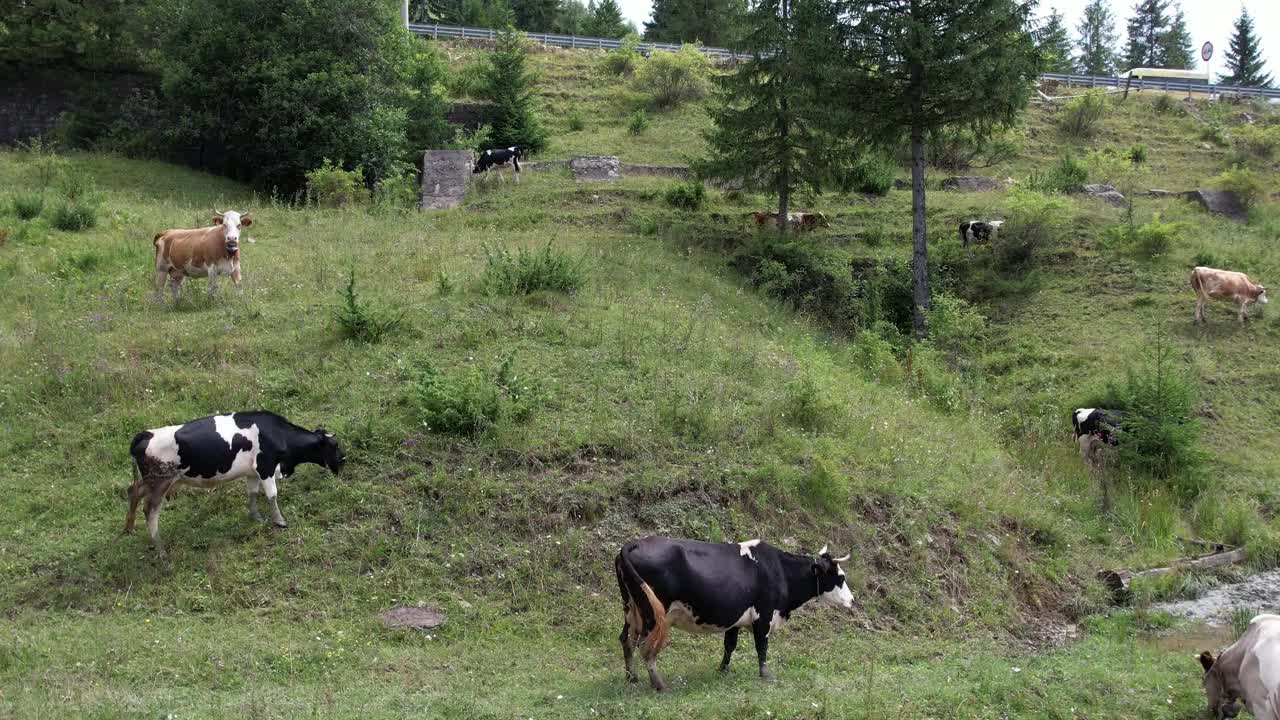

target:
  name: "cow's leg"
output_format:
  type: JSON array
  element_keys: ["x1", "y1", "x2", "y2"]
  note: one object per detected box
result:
[
  {"x1": 1195, "y1": 297, "x2": 1206, "y2": 323},
  {"x1": 514, "y1": 169, "x2": 520, "y2": 185},
  {"x1": 153, "y1": 269, "x2": 169, "y2": 301},
  {"x1": 1239, "y1": 299, "x2": 1250, "y2": 323},
  {"x1": 231, "y1": 264, "x2": 243, "y2": 294},
  {"x1": 752, "y1": 619, "x2": 773, "y2": 681},
  {"x1": 124, "y1": 467, "x2": 146, "y2": 534},
  {"x1": 207, "y1": 268, "x2": 218, "y2": 296},
  {"x1": 245, "y1": 476, "x2": 263, "y2": 522},
  {"x1": 719, "y1": 627, "x2": 740, "y2": 673},
  {"x1": 168, "y1": 275, "x2": 184, "y2": 301},
  {"x1": 144, "y1": 478, "x2": 176, "y2": 557},
  {"x1": 644, "y1": 645, "x2": 667, "y2": 692},
  {"x1": 619, "y1": 622, "x2": 637, "y2": 683},
  {"x1": 262, "y1": 472, "x2": 287, "y2": 528}
]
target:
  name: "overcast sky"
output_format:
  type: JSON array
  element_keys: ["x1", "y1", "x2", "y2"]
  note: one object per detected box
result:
[{"x1": 615, "y1": 0, "x2": 1277, "y2": 80}]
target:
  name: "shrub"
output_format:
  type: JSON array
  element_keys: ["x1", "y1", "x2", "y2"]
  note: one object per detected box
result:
[
  {"x1": 664, "y1": 180, "x2": 704, "y2": 210},
  {"x1": 1200, "y1": 122, "x2": 1229, "y2": 147},
  {"x1": 794, "y1": 453, "x2": 850, "y2": 516},
  {"x1": 925, "y1": 293, "x2": 987, "y2": 367},
  {"x1": 446, "y1": 124, "x2": 493, "y2": 153},
  {"x1": 1027, "y1": 149, "x2": 1087, "y2": 193},
  {"x1": 372, "y1": 168, "x2": 419, "y2": 211},
  {"x1": 11, "y1": 192, "x2": 44, "y2": 220},
  {"x1": 1192, "y1": 250, "x2": 1219, "y2": 268},
  {"x1": 436, "y1": 271, "x2": 455, "y2": 296},
  {"x1": 481, "y1": 242, "x2": 586, "y2": 295},
  {"x1": 924, "y1": 125, "x2": 1020, "y2": 170},
  {"x1": 1057, "y1": 92, "x2": 1108, "y2": 137},
  {"x1": 307, "y1": 160, "x2": 368, "y2": 208},
  {"x1": 853, "y1": 330, "x2": 903, "y2": 384},
  {"x1": 602, "y1": 35, "x2": 641, "y2": 77},
  {"x1": 335, "y1": 267, "x2": 406, "y2": 343},
  {"x1": 848, "y1": 153, "x2": 896, "y2": 196},
  {"x1": 444, "y1": 59, "x2": 488, "y2": 98},
  {"x1": 780, "y1": 374, "x2": 842, "y2": 433},
  {"x1": 861, "y1": 225, "x2": 889, "y2": 247},
  {"x1": 567, "y1": 111, "x2": 586, "y2": 132},
  {"x1": 633, "y1": 44, "x2": 712, "y2": 109},
  {"x1": 996, "y1": 189, "x2": 1068, "y2": 273},
  {"x1": 737, "y1": 233, "x2": 861, "y2": 334},
  {"x1": 1214, "y1": 164, "x2": 1264, "y2": 210},
  {"x1": 627, "y1": 109, "x2": 650, "y2": 136},
  {"x1": 1153, "y1": 93, "x2": 1177, "y2": 114},
  {"x1": 1231, "y1": 124, "x2": 1280, "y2": 163},
  {"x1": 1129, "y1": 215, "x2": 1180, "y2": 259},
  {"x1": 413, "y1": 354, "x2": 538, "y2": 436},
  {"x1": 50, "y1": 201, "x2": 99, "y2": 231}
]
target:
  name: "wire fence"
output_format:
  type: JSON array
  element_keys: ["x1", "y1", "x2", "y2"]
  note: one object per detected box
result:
[{"x1": 409, "y1": 23, "x2": 1280, "y2": 100}]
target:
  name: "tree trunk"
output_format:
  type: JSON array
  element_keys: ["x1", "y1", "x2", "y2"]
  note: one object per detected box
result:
[
  {"x1": 777, "y1": 174, "x2": 790, "y2": 235},
  {"x1": 910, "y1": 123, "x2": 929, "y2": 338}
]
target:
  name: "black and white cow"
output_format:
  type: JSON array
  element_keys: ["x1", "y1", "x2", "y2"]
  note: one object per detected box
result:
[
  {"x1": 615, "y1": 536, "x2": 853, "y2": 691},
  {"x1": 958, "y1": 219, "x2": 1004, "y2": 248},
  {"x1": 125, "y1": 411, "x2": 345, "y2": 555},
  {"x1": 472, "y1": 146, "x2": 524, "y2": 183},
  {"x1": 1072, "y1": 407, "x2": 1125, "y2": 465}
]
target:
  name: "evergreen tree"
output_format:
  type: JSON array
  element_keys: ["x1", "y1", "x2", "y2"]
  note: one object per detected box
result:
[
  {"x1": 1036, "y1": 8, "x2": 1075, "y2": 73},
  {"x1": 553, "y1": 0, "x2": 591, "y2": 34},
  {"x1": 1219, "y1": 7, "x2": 1273, "y2": 87},
  {"x1": 585, "y1": 0, "x2": 632, "y2": 38},
  {"x1": 1158, "y1": 6, "x2": 1194, "y2": 69},
  {"x1": 481, "y1": 29, "x2": 549, "y2": 152},
  {"x1": 696, "y1": 0, "x2": 847, "y2": 234},
  {"x1": 513, "y1": 0, "x2": 561, "y2": 31},
  {"x1": 644, "y1": 0, "x2": 747, "y2": 46},
  {"x1": 836, "y1": 0, "x2": 1040, "y2": 337},
  {"x1": 1124, "y1": 0, "x2": 1168, "y2": 68},
  {"x1": 1075, "y1": 0, "x2": 1119, "y2": 75}
]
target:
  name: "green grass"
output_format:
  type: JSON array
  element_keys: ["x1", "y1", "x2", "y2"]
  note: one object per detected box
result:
[{"x1": 1, "y1": 67, "x2": 1279, "y2": 718}]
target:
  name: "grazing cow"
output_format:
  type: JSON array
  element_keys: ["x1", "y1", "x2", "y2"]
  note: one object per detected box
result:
[
  {"x1": 1072, "y1": 407, "x2": 1124, "y2": 466},
  {"x1": 750, "y1": 211, "x2": 778, "y2": 227},
  {"x1": 473, "y1": 146, "x2": 523, "y2": 183},
  {"x1": 1199, "y1": 614, "x2": 1280, "y2": 719},
  {"x1": 1191, "y1": 266, "x2": 1269, "y2": 324},
  {"x1": 788, "y1": 212, "x2": 830, "y2": 231},
  {"x1": 125, "y1": 411, "x2": 345, "y2": 555},
  {"x1": 152, "y1": 210, "x2": 253, "y2": 301},
  {"x1": 958, "y1": 219, "x2": 1004, "y2": 248},
  {"x1": 615, "y1": 536, "x2": 853, "y2": 691}
]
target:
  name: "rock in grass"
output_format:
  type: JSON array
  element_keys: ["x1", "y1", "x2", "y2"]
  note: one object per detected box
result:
[
  {"x1": 1066, "y1": 183, "x2": 1126, "y2": 207},
  {"x1": 1184, "y1": 189, "x2": 1247, "y2": 221},
  {"x1": 380, "y1": 605, "x2": 446, "y2": 630},
  {"x1": 941, "y1": 176, "x2": 1002, "y2": 192},
  {"x1": 569, "y1": 155, "x2": 621, "y2": 182}
]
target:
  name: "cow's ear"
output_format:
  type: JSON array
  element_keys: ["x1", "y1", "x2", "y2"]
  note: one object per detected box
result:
[
  {"x1": 241, "y1": 215, "x2": 253, "y2": 227},
  {"x1": 212, "y1": 216, "x2": 224, "y2": 225},
  {"x1": 1199, "y1": 651, "x2": 1215, "y2": 673}
]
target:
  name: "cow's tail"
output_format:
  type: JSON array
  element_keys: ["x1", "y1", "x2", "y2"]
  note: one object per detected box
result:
[
  {"x1": 616, "y1": 543, "x2": 668, "y2": 656},
  {"x1": 1190, "y1": 267, "x2": 1204, "y2": 296}
]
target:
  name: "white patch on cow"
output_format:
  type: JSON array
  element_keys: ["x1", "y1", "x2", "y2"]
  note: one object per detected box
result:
[
  {"x1": 261, "y1": 469, "x2": 279, "y2": 499},
  {"x1": 181, "y1": 418, "x2": 261, "y2": 484},
  {"x1": 818, "y1": 569, "x2": 854, "y2": 609},
  {"x1": 220, "y1": 211, "x2": 243, "y2": 246},
  {"x1": 1074, "y1": 408, "x2": 1095, "y2": 428},
  {"x1": 667, "y1": 601, "x2": 758, "y2": 634},
  {"x1": 144, "y1": 424, "x2": 183, "y2": 464},
  {"x1": 738, "y1": 538, "x2": 761, "y2": 561},
  {"x1": 988, "y1": 220, "x2": 1005, "y2": 229}
]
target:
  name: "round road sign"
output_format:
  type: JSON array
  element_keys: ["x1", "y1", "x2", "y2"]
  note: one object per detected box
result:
[{"x1": 1202, "y1": 41, "x2": 1214, "y2": 62}]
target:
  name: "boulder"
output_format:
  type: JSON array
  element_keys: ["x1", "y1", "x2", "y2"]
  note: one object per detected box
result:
[
  {"x1": 1139, "y1": 189, "x2": 1178, "y2": 197},
  {"x1": 420, "y1": 150, "x2": 474, "y2": 210},
  {"x1": 1185, "y1": 189, "x2": 1248, "y2": 220},
  {"x1": 1067, "y1": 183, "x2": 1126, "y2": 207},
  {"x1": 380, "y1": 605, "x2": 446, "y2": 630},
  {"x1": 941, "y1": 176, "x2": 1002, "y2": 192},
  {"x1": 569, "y1": 155, "x2": 621, "y2": 182}
]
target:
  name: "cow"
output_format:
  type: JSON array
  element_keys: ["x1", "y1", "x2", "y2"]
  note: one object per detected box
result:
[
  {"x1": 614, "y1": 536, "x2": 853, "y2": 691},
  {"x1": 788, "y1": 212, "x2": 830, "y2": 231},
  {"x1": 125, "y1": 411, "x2": 345, "y2": 556},
  {"x1": 1199, "y1": 614, "x2": 1280, "y2": 719},
  {"x1": 472, "y1": 146, "x2": 523, "y2": 183},
  {"x1": 750, "y1": 211, "x2": 777, "y2": 227},
  {"x1": 1191, "y1": 266, "x2": 1269, "y2": 324},
  {"x1": 1072, "y1": 407, "x2": 1124, "y2": 467},
  {"x1": 152, "y1": 210, "x2": 253, "y2": 301},
  {"x1": 958, "y1": 219, "x2": 1004, "y2": 248}
]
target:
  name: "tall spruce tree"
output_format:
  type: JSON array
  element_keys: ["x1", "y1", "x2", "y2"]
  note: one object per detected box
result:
[
  {"x1": 1219, "y1": 7, "x2": 1273, "y2": 87},
  {"x1": 1076, "y1": 0, "x2": 1119, "y2": 74},
  {"x1": 1124, "y1": 0, "x2": 1168, "y2": 68},
  {"x1": 1159, "y1": 6, "x2": 1194, "y2": 69},
  {"x1": 513, "y1": 0, "x2": 560, "y2": 31},
  {"x1": 482, "y1": 29, "x2": 548, "y2": 152},
  {"x1": 644, "y1": 0, "x2": 746, "y2": 46},
  {"x1": 836, "y1": 0, "x2": 1040, "y2": 337},
  {"x1": 584, "y1": 0, "x2": 631, "y2": 37},
  {"x1": 696, "y1": 0, "x2": 846, "y2": 234},
  {"x1": 1036, "y1": 8, "x2": 1075, "y2": 73}
]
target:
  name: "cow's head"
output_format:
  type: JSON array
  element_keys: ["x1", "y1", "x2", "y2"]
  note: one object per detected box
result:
[
  {"x1": 1256, "y1": 285, "x2": 1268, "y2": 305},
  {"x1": 213, "y1": 209, "x2": 253, "y2": 255},
  {"x1": 1199, "y1": 651, "x2": 1242, "y2": 719},
  {"x1": 314, "y1": 427, "x2": 346, "y2": 474},
  {"x1": 813, "y1": 545, "x2": 854, "y2": 609}
]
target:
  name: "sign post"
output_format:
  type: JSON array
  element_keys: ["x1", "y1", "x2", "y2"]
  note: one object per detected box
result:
[{"x1": 1202, "y1": 41, "x2": 1214, "y2": 98}]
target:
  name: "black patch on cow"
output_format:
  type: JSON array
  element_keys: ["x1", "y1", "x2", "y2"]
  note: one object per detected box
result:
[
  {"x1": 130, "y1": 431, "x2": 154, "y2": 463},
  {"x1": 473, "y1": 146, "x2": 523, "y2": 175},
  {"x1": 1072, "y1": 408, "x2": 1124, "y2": 445},
  {"x1": 174, "y1": 415, "x2": 255, "y2": 479}
]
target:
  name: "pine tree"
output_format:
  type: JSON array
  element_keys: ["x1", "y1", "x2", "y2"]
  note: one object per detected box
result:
[
  {"x1": 1075, "y1": 0, "x2": 1119, "y2": 75},
  {"x1": 1124, "y1": 0, "x2": 1168, "y2": 69},
  {"x1": 481, "y1": 29, "x2": 548, "y2": 152},
  {"x1": 696, "y1": 0, "x2": 846, "y2": 234},
  {"x1": 1036, "y1": 8, "x2": 1075, "y2": 73},
  {"x1": 585, "y1": 0, "x2": 631, "y2": 38},
  {"x1": 1219, "y1": 7, "x2": 1273, "y2": 87},
  {"x1": 644, "y1": 0, "x2": 747, "y2": 46},
  {"x1": 512, "y1": 0, "x2": 560, "y2": 31},
  {"x1": 836, "y1": 0, "x2": 1040, "y2": 337},
  {"x1": 1158, "y1": 6, "x2": 1194, "y2": 69}
]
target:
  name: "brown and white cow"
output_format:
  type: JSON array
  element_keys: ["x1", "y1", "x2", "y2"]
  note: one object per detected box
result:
[
  {"x1": 152, "y1": 210, "x2": 253, "y2": 300},
  {"x1": 788, "y1": 212, "x2": 829, "y2": 231},
  {"x1": 1199, "y1": 614, "x2": 1280, "y2": 719},
  {"x1": 1191, "y1": 266, "x2": 1268, "y2": 324}
]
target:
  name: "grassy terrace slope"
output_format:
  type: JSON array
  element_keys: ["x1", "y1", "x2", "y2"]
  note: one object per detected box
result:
[{"x1": 1, "y1": 59, "x2": 1278, "y2": 716}]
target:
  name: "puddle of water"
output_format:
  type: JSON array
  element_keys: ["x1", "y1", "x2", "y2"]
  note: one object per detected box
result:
[
  {"x1": 1146, "y1": 623, "x2": 1233, "y2": 654},
  {"x1": 1150, "y1": 568, "x2": 1280, "y2": 626}
]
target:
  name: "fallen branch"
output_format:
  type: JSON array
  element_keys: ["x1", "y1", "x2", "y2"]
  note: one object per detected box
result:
[{"x1": 1098, "y1": 547, "x2": 1247, "y2": 603}]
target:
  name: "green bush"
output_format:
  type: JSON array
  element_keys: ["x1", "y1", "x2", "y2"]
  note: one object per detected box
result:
[
  {"x1": 633, "y1": 45, "x2": 712, "y2": 109},
  {"x1": 849, "y1": 153, "x2": 896, "y2": 196},
  {"x1": 1152, "y1": 93, "x2": 1177, "y2": 114},
  {"x1": 906, "y1": 344, "x2": 966, "y2": 413},
  {"x1": 444, "y1": 59, "x2": 489, "y2": 98},
  {"x1": 1127, "y1": 143, "x2": 1148, "y2": 165},
  {"x1": 996, "y1": 189, "x2": 1068, "y2": 272},
  {"x1": 413, "y1": 354, "x2": 538, "y2": 436},
  {"x1": 446, "y1": 124, "x2": 493, "y2": 153},
  {"x1": 924, "y1": 125, "x2": 1020, "y2": 170},
  {"x1": 1213, "y1": 164, "x2": 1264, "y2": 210},
  {"x1": 372, "y1": 164, "x2": 419, "y2": 211},
  {"x1": 663, "y1": 180, "x2": 704, "y2": 210},
  {"x1": 1057, "y1": 92, "x2": 1108, "y2": 137},
  {"x1": 567, "y1": 111, "x2": 586, "y2": 132},
  {"x1": 1130, "y1": 215, "x2": 1180, "y2": 258},
  {"x1": 1027, "y1": 149, "x2": 1087, "y2": 193},
  {"x1": 50, "y1": 201, "x2": 98, "y2": 232},
  {"x1": 627, "y1": 109, "x2": 650, "y2": 136},
  {"x1": 436, "y1": 271, "x2": 455, "y2": 296},
  {"x1": 794, "y1": 453, "x2": 850, "y2": 516},
  {"x1": 602, "y1": 35, "x2": 641, "y2": 77},
  {"x1": 737, "y1": 233, "x2": 861, "y2": 334},
  {"x1": 11, "y1": 193, "x2": 44, "y2": 220},
  {"x1": 335, "y1": 267, "x2": 406, "y2": 343},
  {"x1": 307, "y1": 159, "x2": 368, "y2": 208},
  {"x1": 1200, "y1": 122, "x2": 1229, "y2": 147},
  {"x1": 925, "y1": 293, "x2": 987, "y2": 367},
  {"x1": 780, "y1": 374, "x2": 842, "y2": 433},
  {"x1": 481, "y1": 242, "x2": 586, "y2": 295},
  {"x1": 852, "y1": 330, "x2": 903, "y2": 384},
  {"x1": 1231, "y1": 124, "x2": 1280, "y2": 163}
]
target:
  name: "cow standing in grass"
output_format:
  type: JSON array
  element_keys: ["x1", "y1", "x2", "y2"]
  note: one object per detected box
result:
[
  {"x1": 151, "y1": 210, "x2": 252, "y2": 301},
  {"x1": 615, "y1": 536, "x2": 853, "y2": 691},
  {"x1": 1200, "y1": 614, "x2": 1280, "y2": 719},
  {"x1": 472, "y1": 146, "x2": 523, "y2": 183},
  {"x1": 126, "y1": 411, "x2": 345, "y2": 556},
  {"x1": 1191, "y1": 266, "x2": 1268, "y2": 324}
]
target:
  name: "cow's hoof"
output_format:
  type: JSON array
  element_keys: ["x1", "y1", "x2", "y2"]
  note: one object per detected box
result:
[
  {"x1": 272, "y1": 521, "x2": 288, "y2": 529},
  {"x1": 759, "y1": 669, "x2": 775, "y2": 682},
  {"x1": 651, "y1": 684, "x2": 668, "y2": 693},
  {"x1": 718, "y1": 664, "x2": 731, "y2": 674},
  {"x1": 625, "y1": 673, "x2": 638, "y2": 684}
]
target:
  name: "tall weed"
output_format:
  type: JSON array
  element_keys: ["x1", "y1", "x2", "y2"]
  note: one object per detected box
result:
[{"x1": 481, "y1": 242, "x2": 586, "y2": 295}]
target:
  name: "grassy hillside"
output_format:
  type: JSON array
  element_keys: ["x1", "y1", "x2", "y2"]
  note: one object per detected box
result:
[{"x1": 1, "y1": 46, "x2": 1279, "y2": 717}]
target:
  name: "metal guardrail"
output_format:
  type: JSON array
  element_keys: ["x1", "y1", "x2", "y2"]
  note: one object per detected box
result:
[{"x1": 409, "y1": 24, "x2": 1280, "y2": 99}]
